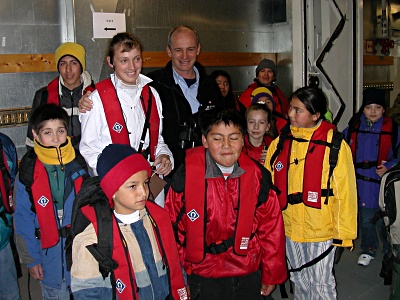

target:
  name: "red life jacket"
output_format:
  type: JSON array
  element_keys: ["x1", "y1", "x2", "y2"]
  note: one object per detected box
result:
[
  {"x1": 184, "y1": 147, "x2": 259, "y2": 263},
  {"x1": 349, "y1": 116, "x2": 393, "y2": 167},
  {"x1": 273, "y1": 121, "x2": 335, "y2": 210},
  {"x1": 96, "y1": 79, "x2": 160, "y2": 161},
  {"x1": 81, "y1": 201, "x2": 187, "y2": 300},
  {"x1": 46, "y1": 77, "x2": 95, "y2": 105},
  {"x1": 0, "y1": 146, "x2": 12, "y2": 213},
  {"x1": 31, "y1": 158, "x2": 83, "y2": 249}
]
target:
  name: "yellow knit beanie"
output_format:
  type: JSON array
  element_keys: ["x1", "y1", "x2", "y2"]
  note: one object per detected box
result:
[{"x1": 55, "y1": 42, "x2": 86, "y2": 71}]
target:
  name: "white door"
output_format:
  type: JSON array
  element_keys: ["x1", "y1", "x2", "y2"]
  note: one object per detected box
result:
[{"x1": 292, "y1": 0, "x2": 362, "y2": 130}]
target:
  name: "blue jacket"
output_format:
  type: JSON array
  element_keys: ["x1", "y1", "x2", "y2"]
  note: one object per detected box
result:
[
  {"x1": 344, "y1": 113, "x2": 400, "y2": 208},
  {"x1": 14, "y1": 155, "x2": 86, "y2": 289},
  {"x1": 0, "y1": 133, "x2": 18, "y2": 251}
]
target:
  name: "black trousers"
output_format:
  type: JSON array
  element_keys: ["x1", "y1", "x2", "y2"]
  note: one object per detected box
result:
[{"x1": 188, "y1": 271, "x2": 266, "y2": 300}]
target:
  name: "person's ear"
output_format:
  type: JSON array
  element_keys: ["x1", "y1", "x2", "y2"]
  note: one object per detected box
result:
[
  {"x1": 196, "y1": 43, "x2": 201, "y2": 55},
  {"x1": 202, "y1": 135, "x2": 208, "y2": 148},
  {"x1": 312, "y1": 112, "x2": 321, "y2": 121},
  {"x1": 166, "y1": 46, "x2": 172, "y2": 58},
  {"x1": 32, "y1": 129, "x2": 39, "y2": 140},
  {"x1": 107, "y1": 56, "x2": 113, "y2": 68}
]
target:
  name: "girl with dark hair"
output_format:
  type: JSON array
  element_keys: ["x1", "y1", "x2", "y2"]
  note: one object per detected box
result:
[
  {"x1": 210, "y1": 70, "x2": 246, "y2": 115},
  {"x1": 79, "y1": 32, "x2": 173, "y2": 207},
  {"x1": 266, "y1": 86, "x2": 357, "y2": 299}
]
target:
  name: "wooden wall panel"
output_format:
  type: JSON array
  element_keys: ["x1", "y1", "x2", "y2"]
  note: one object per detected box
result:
[{"x1": 0, "y1": 52, "x2": 276, "y2": 73}]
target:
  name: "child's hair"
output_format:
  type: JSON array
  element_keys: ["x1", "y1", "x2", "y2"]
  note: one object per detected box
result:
[
  {"x1": 245, "y1": 104, "x2": 272, "y2": 124},
  {"x1": 199, "y1": 108, "x2": 245, "y2": 136},
  {"x1": 29, "y1": 104, "x2": 69, "y2": 134},
  {"x1": 290, "y1": 87, "x2": 327, "y2": 121},
  {"x1": 108, "y1": 32, "x2": 143, "y2": 65}
]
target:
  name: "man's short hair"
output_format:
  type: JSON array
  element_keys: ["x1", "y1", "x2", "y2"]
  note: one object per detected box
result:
[
  {"x1": 30, "y1": 104, "x2": 69, "y2": 134},
  {"x1": 199, "y1": 108, "x2": 245, "y2": 136},
  {"x1": 167, "y1": 25, "x2": 200, "y2": 48}
]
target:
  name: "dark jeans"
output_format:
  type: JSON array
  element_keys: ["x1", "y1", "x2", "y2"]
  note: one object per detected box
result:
[
  {"x1": 188, "y1": 271, "x2": 266, "y2": 300},
  {"x1": 359, "y1": 206, "x2": 389, "y2": 256}
]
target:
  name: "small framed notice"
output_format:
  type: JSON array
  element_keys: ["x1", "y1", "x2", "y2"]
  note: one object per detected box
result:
[{"x1": 93, "y1": 12, "x2": 126, "y2": 39}]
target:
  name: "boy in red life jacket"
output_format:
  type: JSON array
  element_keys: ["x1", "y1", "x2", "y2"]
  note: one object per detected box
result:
[
  {"x1": 14, "y1": 104, "x2": 88, "y2": 299},
  {"x1": 70, "y1": 144, "x2": 188, "y2": 300},
  {"x1": 343, "y1": 88, "x2": 400, "y2": 267},
  {"x1": 164, "y1": 108, "x2": 286, "y2": 299},
  {"x1": 26, "y1": 42, "x2": 95, "y2": 150},
  {"x1": 243, "y1": 103, "x2": 273, "y2": 164}
]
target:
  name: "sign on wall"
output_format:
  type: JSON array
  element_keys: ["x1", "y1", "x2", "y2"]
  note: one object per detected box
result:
[{"x1": 92, "y1": 12, "x2": 126, "y2": 39}]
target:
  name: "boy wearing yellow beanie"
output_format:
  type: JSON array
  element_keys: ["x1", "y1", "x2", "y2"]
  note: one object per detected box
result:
[{"x1": 26, "y1": 42, "x2": 95, "y2": 150}]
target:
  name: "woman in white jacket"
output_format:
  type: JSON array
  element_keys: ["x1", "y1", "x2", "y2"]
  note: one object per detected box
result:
[{"x1": 79, "y1": 32, "x2": 173, "y2": 206}]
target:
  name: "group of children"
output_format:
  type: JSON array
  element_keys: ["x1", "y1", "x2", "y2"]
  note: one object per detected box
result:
[{"x1": 4, "y1": 30, "x2": 398, "y2": 300}]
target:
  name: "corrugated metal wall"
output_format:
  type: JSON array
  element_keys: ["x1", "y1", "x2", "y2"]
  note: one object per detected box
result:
[{"x1": 0, "y1": 0, "x2": 293, "y2": 158}]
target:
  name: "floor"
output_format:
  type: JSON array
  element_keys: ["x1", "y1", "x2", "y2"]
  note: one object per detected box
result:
[{"x1": 17, "y1": 238, "x2": 391, "y2": 300}]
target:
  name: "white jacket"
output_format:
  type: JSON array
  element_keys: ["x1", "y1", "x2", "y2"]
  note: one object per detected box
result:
[{"x1": 79, "y1": 73, "x2": 173, "y2": 174}]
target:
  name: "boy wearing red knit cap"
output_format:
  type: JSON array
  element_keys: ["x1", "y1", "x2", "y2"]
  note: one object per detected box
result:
[{"x1": 70, "y1": 144, "x2": 187, "y2": 300}]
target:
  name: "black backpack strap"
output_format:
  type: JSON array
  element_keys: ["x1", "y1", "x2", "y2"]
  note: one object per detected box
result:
[
  {"x1": 324, "y1": 131, "x2": 343, "y2": 205},
  {"x1": 269, "y1": 123, "x2": 291, "y2": 169},
  {"x1": 19, "y1": 150, "x2": 36, "y2": 212},
  {"x1": 90, "y1": 195, "x2": 116, "y2": 279},
  {"x1": 138, "y1": 85, "x2": 153, "y2": 153},
  {"x1": 170, "y1": 164, "x2": 187, "y2": 246},
  {"x1": 289, "y1": 245, "x2": 335, "y2": 272},
  {"x1": 252, "y1": 160, "x2": 272, "y2": 207}
]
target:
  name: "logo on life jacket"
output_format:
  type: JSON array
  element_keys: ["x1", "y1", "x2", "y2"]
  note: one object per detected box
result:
[
  {"x1": 116, "y1": 278, "x2": 126, "y2": 294},
  {"x1": 112, "y1": 122, "x2": 123, "y2": 133},
  {"x1": 38, "y1": 196, "x2": 50, "y2": 207},
  {"x1": 275, "y1": 161, "x2": 284, "y2": 172},
  {"x1": 187, "y1": 209, "x2": 199, "y2": 222}
]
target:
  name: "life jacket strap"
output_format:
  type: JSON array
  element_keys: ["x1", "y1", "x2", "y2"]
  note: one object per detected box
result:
[
  {"x1": 205, "y1": 237, "x2": 234, "y2": 255},
  {"x1": 355, "y1": 160, "x2": 378, "y2": 169},
  {"x1": 356, "y1": 173, "x2": 381, "y2": 184},
  {"x1": 34, "y1": 225, "x2": 71, "y2": 239},
  {"x1": 288, "y1": 189, "x2": 334, "y2": 205}
]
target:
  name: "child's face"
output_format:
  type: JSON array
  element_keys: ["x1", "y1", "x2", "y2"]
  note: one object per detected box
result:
[
  {"x1": 107, "y1": 45, "x2": 142, "y2": 85},
  {"x1": 58, "y1": 55, "x2": 82, "y2": 90},
  {"x1": 32, "y1": 119, "x2": 67, "y2": 147},
  {"x1": 363, "y1": 104, "x2": 385, "y2": 123},
  {"x1": 246, "y1": 110, "x2": 270, "y2": 140},
  {"x1": 215, "y1": 75, "x2": 229, "y2": 97},
  {"x1": 288, "y1": 97, "x2": 320, "y2": 128},
  {"x1": 112, "y1": 170, "x2": 149, "y2": 214},
  {"x1": 202, "y1": 122, "x2": 244, "y2": 167},
  {"x1": 255, "y1": 97, "x2": 274, "y2": 111}
]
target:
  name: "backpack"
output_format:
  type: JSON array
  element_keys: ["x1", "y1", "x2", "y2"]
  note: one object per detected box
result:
[
  {"x1": 374, "y1": 164, "x2": 400, "y2": 286},
  {"x1": 65, "y1": 176, "x2": 118, "y2": 299}
]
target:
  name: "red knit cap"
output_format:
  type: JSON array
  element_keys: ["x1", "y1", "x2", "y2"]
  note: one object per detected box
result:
[{"x1": 97, "y1": 144, "x2": 152, "y2": 207}]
